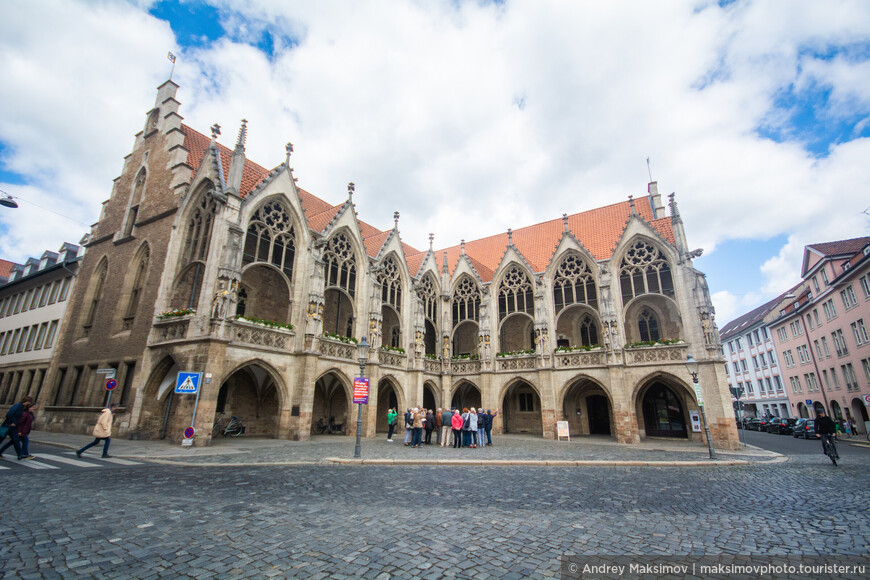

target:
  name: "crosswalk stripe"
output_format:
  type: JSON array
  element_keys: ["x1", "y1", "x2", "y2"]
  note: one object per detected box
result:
[
  {"x1": 16, "y1": 459, "x2": 59, "y2": 469},
  {"x1": 93, "y1": 456, "x2": 141, "y2": 466},
  {"x1": 36, "y1": 453, "x2": 100, "y2": 468}
]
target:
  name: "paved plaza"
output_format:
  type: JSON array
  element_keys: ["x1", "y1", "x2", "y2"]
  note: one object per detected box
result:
[{"x1": 1, "y1": 433, "x2": 869, "y2": 578}]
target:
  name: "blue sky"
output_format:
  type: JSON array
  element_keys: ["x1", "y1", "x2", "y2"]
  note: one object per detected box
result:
[{"x1": 1, "y1": 0, "x2": 869, "y2": 326}]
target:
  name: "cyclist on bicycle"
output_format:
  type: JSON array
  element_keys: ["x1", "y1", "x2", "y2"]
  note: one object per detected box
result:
[{"x1": 815, "y1": 410, "x2": 837, "y2": 454}]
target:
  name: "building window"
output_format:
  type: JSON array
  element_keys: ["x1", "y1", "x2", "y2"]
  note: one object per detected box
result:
[
  {"x1": 578, "y1": 315, "x2": 599, "y2": 346},
  {"x1": 841, "y1": 286, "x2": 858, "y2": 310},
  {"x1": 323, "y1": 232, "x2": 357, "y2": 297},
  {"x1": 821, "y1": 337, "x2": 831, "y2": 357},
  {"x1": 728, "y1": 342, "x2": 734, "y2": 354},
  {"x1": 832, "y1": 329, "x2": 849, "y2": 357},
  {"x1": 498, "y1": 266, "x2": 533, "y2": 321},
  {"x1": 790, "y1": 376, "x2": 802, "y2": 394},
  {"x1": 813, "y1": 309, "x2": 821, "y2": 327},
  {"x1": 736, "y1": 338, "x2": 742, "y2": 349},
  {"x1": 776, "y1": 328, "x2": 787, "y2": 343},
  {"x1": 24, "y1": 326, "x2": 37, "y2": 351},
  {"x1": 806, "y1": 314, "x2": 814, "y2": 330},
  {"x1": 797, "y1": 345, "x2": 810, "y2": 365},
  {"x1": 59, "y1": 277, "x2": 71, "y2": 302},
  {"x1": 84, "y1": 261, "x2": 108, "y2": 330},
  {"x1": 842, "y1": 363, "x2": 859, "y2": 391},
  {"x1": 769, "y1": 351, "x2": 777, "y2": 366},
  {"x1": 812, "y1": 276, "x2": 820, "y2": 292},
  {"x1": 241, "y1": 199, "x2": 296, "y2": 279},
  {"x1": 821, "y1": 269, "x2": 829, "y2": 285},
  {"x1": 452, "y1": 276, "x2": 481, "y2": 327},
  {"x1": 732, "y1": 362, "x2": 740, "y2": 374},
  {"x1": 851, "y1": 319, "x2": 869, "y2": 346},
  {"x1": 44, "y1": 320, "x2": 58, "y2": 348},
  {"x1": 805, "y1": 373, "x2": 818, "y2": 392},
  {"x1": 740, "y1": 359, "x2": 748, "y2": 372},
  {"x1": 416, "y1": 273, "x2": 438, "y2": 324},
  {"x1": 823, "y1": 299, "x2": 837, "y2": 320},
  {"x1": 747, "y1": 333, "x2": 754, "y2": 346},
  {"x1": 518, "y1": 392, "x2": 535, "y2": 412},
  {"x1": 183, "y1": 186, "x2": 218, "y2": 265},
  {"x1": 638, "y1": 308, "x2": 660, "y2": 342},
  {"x1": 553, "y1": 254, "x2": 597, "y2": 313},
  {"x1": 790, "y1": 319, "x2": 803, "y2": 337},
  {"x1": 48, "y1": 281, "x2": 60, "y2": 304},
  {"x1": 33, "y1": 323, "x2": 47, "y2": 350},
  {"x1": 765, "y1": 377, "x2": 773, "y2": 392},
  {"x1": 762, "y1": 327, "x2": 769, "y2": 340},
  {"x1": 618, "y1": 240, "x2": 674, "y2": 303},
  {"x1": 759, "y1": 352, "x2": 767, "y2": 367},
  {"x1": 783, "y1": 350, "x2": 795, "y2": 367},
  {"x1": 773, "y1": 375, "x2": 783, "y2": 392},
  {"x1": 860, "y1": 275, "x2": 870, "y2": 299},
  {"x1": 125, "y1": 246, "x2": 150, "y2": 324},
  {"x1": 16, "y1": 327, "x2": 29, "y2": 353},
  {"x1": 861, "y1": 358, "x2": 870, "y2": 383}
]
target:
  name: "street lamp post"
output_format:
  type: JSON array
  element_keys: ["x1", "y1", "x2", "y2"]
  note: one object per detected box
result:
[
  {"x1": 686, "y1": 354, "x2": 716, "y2": 459},
  {"x1": 354, "y1": 336, "x2": 370, "y2": 459},
  {"x1": 0, "y1": 192, "x2": 18, "y2": 208}
]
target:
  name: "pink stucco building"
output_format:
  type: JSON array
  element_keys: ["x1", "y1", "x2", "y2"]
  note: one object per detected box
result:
[{"x1": 769, "y1": 237, "x2": 870, "y2": 433}]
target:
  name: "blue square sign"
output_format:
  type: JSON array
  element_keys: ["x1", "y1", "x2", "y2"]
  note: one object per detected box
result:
[{"x1": 176, "y1": 372, "x2": 202, "y2": 394}]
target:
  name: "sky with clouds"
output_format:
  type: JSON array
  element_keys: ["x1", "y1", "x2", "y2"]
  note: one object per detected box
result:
[{"x1": 1, "y1": 0, "x2": 869, "y2": 326}]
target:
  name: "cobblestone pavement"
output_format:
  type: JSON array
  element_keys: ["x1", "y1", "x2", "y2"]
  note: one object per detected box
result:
[{"x1": 3, "y1": 450, "x2": 868, "y2": 578}]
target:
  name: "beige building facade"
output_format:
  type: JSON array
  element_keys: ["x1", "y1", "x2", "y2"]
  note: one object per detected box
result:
[{"x1": 31, "y1": 81, "x2": 740, "y2": 450}]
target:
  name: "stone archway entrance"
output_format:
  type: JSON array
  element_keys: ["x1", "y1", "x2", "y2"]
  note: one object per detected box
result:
[
  {"x1": 376, "y1": 380, "x2": 400, "y2": 433},
  {"x1": 451, "y1": 381, "x2": 481, "y2": 411},
  {"x1": 813, "y1": 401, "x2": 826, "y2": 417},
  {"x1": 423, "y1": 382, "x2": 439, "y2": 412},
  {"x1": 502, "y1": 380, "x2": 542, "y2": 435},
  {"x1": 312, "y1": 372, "x2": 349, "y2": 435},
  {"x1": 214, "y1": 364, "x2": 281, "y2": 438},
  {"x1": 850, "y1": 397, "x2": 869, "y2": 433},
  {"x1": 640, "y1": 381, "x2": 687, "y2": 438},
  {"x1": 562, "y1": 378, "x2": 612, "y2": 437}
]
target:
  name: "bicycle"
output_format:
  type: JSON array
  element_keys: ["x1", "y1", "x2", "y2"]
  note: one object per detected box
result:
[
  {"x1": 821, "y1": 433, "x2": 839, "y2": 466},
  {"x1": 212, "y1": 413, "x2": 245, "y2": 437}
]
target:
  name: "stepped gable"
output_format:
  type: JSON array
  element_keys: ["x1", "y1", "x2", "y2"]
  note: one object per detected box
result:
[
  {"x1": 436, "y1": 197, "x2": 675, "y2": 281},
  {"x1": 182, "y1": 124, "x2": 271, "y2": 197}
]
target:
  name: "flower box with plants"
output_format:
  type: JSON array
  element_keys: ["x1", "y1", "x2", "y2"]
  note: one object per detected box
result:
[
  {"x1": 234, "y1": 315, "x2": 294, "y2": 332},
  {"x1": 554, "y1": 344, "x2": 602, "y2": 353},
  {"x1": 495, "y1": 349, "x2": 536, "y2": 358},
  {"x1": 424, "y1": 353, "x2": 441, "y2": 361},
  {"x1": 322, "y1": 332, "x2": 358, "y2": 345},
  {"x1": 380, "y1": 345, "x2": 405, "y2": 354},
  {"x1": 624, "y1": 338, "x2": 684, "y2": 349},
  {"x1": 156, "y1": 308, "x2": 196, "y2": 320},
  {"x1": 450, "y1": 353, "x2": 479, "y2": 360}
]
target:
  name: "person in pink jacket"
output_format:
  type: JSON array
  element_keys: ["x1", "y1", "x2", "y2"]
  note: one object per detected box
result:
[
  {"x1": 450, "y1": 409, "x2": 463, "y2": 449},
  {"x1": 76, "y1": 403, "x2": 117, "y2": 458}
]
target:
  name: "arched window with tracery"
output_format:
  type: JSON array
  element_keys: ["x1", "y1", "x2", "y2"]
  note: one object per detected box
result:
[
  {"x1": 323, "y1": 232, "x2": 357, "y2": 297},
  {"x1": 498, "y1": 266, "x2": 533, "y2": 321},
  {"x1": 579, "y1": 314, "x2": 599, "y2": 346},
  {"x1": 124, "y1": 246, "x2": 149, "y2": 326},
  {"x1": 417, "y1": 274, "x2": 438, "y2": 323},
  {"x1": 378, "y1": 256, "x2": 402, "y2": 312},
  {"x1": 619, "y1": 240, "x2": 674, "y2": 304},
  {"x1": 84, "y1": 260, "x2": 108, "y2": 332},
  {"x1": 554, "y1": 254, "x2": 597, "y2": 313},
  {"x1": 183, "y1": 185, "x2": 218, "y2": 265},
  {"x1": 123, "y1": 169, "x2": 146, "y2": 237},
  {"x1": 242, "y1": 199, "x2": 296, "y2": 279},
  {"x1": 638, "y1": 308, "x2": 660, "y2": 342},
  {"x1": 452, "y1": 276, "x2": 480, "y2": 327}
]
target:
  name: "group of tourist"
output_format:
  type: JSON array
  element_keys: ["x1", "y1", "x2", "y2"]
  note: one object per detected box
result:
[
  {"x1": 0, "y1": 396, "x2": 36, "y2": 460},
  {"x1": 386, "y1": 407, "x2": 498, "y2": 448}
]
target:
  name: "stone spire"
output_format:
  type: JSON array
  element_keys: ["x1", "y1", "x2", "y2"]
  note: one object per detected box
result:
[
  {"x1": 461, "y1": 239, "x2": 466, "y2": 255},
  {"x1": 348, "y1": 182, "x2": 355, "y2": 201},
  {"x1": 226, "y1": 119, "x2": 247, "y2": 197},
  {"x1": 442, "y1": 251, "x2": 448, "y2": 274},
  {"x1": 393, "y1": 211, "x2": 400, "y2": 229},
  {"x1": 628, "y1": 195, "x2": 636, "y2": 214},
  {"x1": 429, "y1": 233, "x2": 434, "y2": 251},
  {"x1": 562, "y1": 213, "x2": 569, "y2": 233},
  {"x1": 507, "y1": 228, "x2": 513, "y2": 245},
  {"x1": 669, "y1": 192, "x2": 689, "y2": 253},
  {"x1": 285, "y1": 142, "x2": 293, "y2": 167}
]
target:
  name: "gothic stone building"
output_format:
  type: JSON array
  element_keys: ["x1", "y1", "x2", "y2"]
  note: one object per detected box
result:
[{"x1": 35, "y1": 81, "x2": 739, "y2": 450}]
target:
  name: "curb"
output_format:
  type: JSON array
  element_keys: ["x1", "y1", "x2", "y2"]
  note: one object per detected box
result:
[{"x1": 325, "y1": 456, "x2": 789, "y2": 467}]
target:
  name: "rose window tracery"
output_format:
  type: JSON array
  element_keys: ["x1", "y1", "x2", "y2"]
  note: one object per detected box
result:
[
  {"x1": 378, "y1": 255, "x2": 402, "y2": 311},
  {"x1": 619, "y1": 240, "x2": 674, "y2": 304},
  {"x1": 323, "y1": 232, "x2": 357, "y2": 297},
  {"x1": 452, "y1": 276, "x2": 481, "y2": 327},
  {"x1": 242, "y1": 200, "x2": 296, "y2": 279},
  {"x1": 498, "y1": 266, "x2": 533, "y2": 321},
  {"x1": 417, "y1": 274, "x2": 438, "y2": 323}
]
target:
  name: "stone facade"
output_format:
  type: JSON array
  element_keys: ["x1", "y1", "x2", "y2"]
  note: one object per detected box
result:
[{"x1": 32, "y1": 81, "x2": 740, "y2": 450}]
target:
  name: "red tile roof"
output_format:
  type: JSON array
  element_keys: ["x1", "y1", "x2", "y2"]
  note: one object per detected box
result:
[
  {"x1": 181, "y1": 122, "x2": 676, "y2": 283},
  {"x1": 807, "y1": 237, "x2": 870, "y2": 257},
  {"x1": 0, "y1": 259, "x2": 17, "y2": 280}
]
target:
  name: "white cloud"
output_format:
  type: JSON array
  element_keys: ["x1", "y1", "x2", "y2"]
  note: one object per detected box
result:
[{"x1": 0, "y1": 0, "x2": 868, "y2": 333}]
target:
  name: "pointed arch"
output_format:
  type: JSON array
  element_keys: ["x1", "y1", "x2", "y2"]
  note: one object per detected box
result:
[
  {"x1": 497, "y1": 264, "x2": 533, "y2": 322},
  {"x1": 416, "y1": 272, "x2": 439, "y2": 355},
  {"x1": 81, "y1": 257, "x2": 109, "y2": 335},
  {"x1": 122, "y1": 168, "x2": 147, "y2": 237},
  {"x1": 122, "y1": 242, "x2": 151, "y2": 328},
  {"x1": 323, "y1": 230, "x2": 358, "y2": 298},
  {"x1": 242, "y1": 197, "x2": 297, "y2": 280},
  {"x1": 553, "y1": 252, "x2": 598, "y2": 314},
  {"x1": 181, "y1": 179, "x2": 218, "y2": 267},
  {"x1": 452, "y1": 274, "x2": 481, "y2": 327}
]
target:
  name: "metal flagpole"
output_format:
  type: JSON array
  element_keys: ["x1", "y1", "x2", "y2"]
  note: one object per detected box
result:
[{"x1": 168, "y1": 52, "x2": 176, "y2": 80}]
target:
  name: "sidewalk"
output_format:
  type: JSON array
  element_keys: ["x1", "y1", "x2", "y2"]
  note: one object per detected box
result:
[{"x1": 30, "y1": 430, "x2": 783, "y2": 467}]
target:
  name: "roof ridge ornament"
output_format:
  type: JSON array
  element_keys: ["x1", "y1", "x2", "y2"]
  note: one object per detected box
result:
[
  {"x1": 507, "y1": 228, "x2": 513, "y2": 245},
  {"x1": 210, "y1": 123, "x2": 221, "y2": 141},
  {"x1": 461, "y1": 239, "x2": 466, "y2": 254},
  {"x1": 394, "y1": 211, "x2": 400, "y2": 229},
  {"x1": 285, "y1": 142, "x2": 294, "y2": 170},
  {"x1": 562, "y1": 213, "x2": 568, "y2": 232},
  {"x1": 429, "y1": 233, "x2": 434, "y2": 251},
  {"x1": 348, "y1": 182, "x2": 355, "y2": 202},
  {"x1": 442, "y1": 251, "x2": 448, "y2": 274},
  {"x1": 628, "y1": 195, "x2": 636, "y2": 214}
]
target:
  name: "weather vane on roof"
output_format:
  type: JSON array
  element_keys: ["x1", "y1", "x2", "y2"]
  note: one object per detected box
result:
[{"x1": 168, "y1": 51, "x2": 177, "y2": 81}]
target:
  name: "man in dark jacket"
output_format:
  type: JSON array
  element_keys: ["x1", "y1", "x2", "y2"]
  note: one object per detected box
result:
[
  {"x1": 0, "y1": 396, "x2": 33, "y2": 460},
  {"x1": 424, "y1": 410, "x2": 435, "y2": 444},
  {"x1": 815, "y1": 410, "x2": 837, "y2": 455},
  {"x1": 440, "y1": 408, "x2": 453, "y2": 447},
  {"x1": 484, "y1": 409, "x2": 498, "y2": 446}
]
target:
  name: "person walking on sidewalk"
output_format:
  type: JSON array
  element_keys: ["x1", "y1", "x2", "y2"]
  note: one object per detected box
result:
[
  {"x1": 76, "y1": 404, "x2": 117, "y2": 458},
  {"x1": 0, "y1": 396, "x2": 32, "y2": 460}
]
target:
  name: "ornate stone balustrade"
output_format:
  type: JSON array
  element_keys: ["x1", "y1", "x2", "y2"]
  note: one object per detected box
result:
[
  {"x1": 151, "y1": 316, "x2": 191, "y2": 344},
  {"x1": 495, "y1": 355, "x2": 537, "y2": 371},
  {"x1": 554, "y1": 349, "x2": 606, "y2": 369},
  {"x1": 317, "y1": 337, "x2": 357, "y2": 361},
  {"x1": 378, "y1": 349, "x2": 406, "y2": 368},
  {"x1": 231, "y1": 319, "x2": 293, "y2": 351},
  {"x1": 423, "y1": 358, "x2": 441, "y2": 374},
  {"x1": 625, "y1": 344, "x2": 688, "y2": 365},
  {"x1": 450, "y1": 359, "x2": 482, "y2": 374}
]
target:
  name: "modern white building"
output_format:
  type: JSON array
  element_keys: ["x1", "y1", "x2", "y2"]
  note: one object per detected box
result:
[{"x1": 0, "y1": 243, "x2": 81, "y2": 405}]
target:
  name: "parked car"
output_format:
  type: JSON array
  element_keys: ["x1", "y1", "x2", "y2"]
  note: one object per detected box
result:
[
  {"x1": 767, "y1": 417, "x2": 797, "y2": 435},
  {"x1": 793, "y1": 419, "x2": 819, "y2": 439},
  {"x1": 749, "y1": 417, "x2": 775, "y2": 432}
]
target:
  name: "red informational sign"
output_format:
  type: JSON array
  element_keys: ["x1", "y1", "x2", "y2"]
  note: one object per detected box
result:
[
  {"x1": 353, "y1": 377, "x2": 369, "y2": 405},
  {"x1": 105, "y1": 379, "x2": 117, "y2": 391}
]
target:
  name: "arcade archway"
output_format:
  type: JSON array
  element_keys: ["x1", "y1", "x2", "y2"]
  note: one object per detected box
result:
[
  {"x1": 502, "y1": 380, "x2": 542, "y2": 435},
  {"x1": 562, "y1": 377, "x2": 612, "y2": 437},
  {"x1": 423, "y1": 381, "x2": 439, "y2": 412},
  {"x1": 214, "y1": 364, "x2": 281, "y2": 437},
  {"x1": 376, "y1": 379, "x2": 401, "y2": 433},
  {"x1": 638, "y1": 380, "x2": 687, "y2": 439},
  {"x1": 312, "y1": 372, "x2": 350, "y2": 435},
  {"x1": 451, "y1": 381, "x2": 481, "y2": 411}
]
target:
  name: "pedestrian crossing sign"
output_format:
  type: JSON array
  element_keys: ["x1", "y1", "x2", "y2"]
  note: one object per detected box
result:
[{"x1": 175, "y1": 372, "x2": 201, "y2": 394}]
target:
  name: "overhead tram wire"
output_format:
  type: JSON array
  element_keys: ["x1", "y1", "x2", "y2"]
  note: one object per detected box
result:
[{"x1": 0, "y1": 189, "x2": 92, "y2": 227}]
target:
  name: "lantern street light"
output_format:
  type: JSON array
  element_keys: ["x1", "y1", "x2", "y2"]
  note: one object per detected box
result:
[
  {"x1": 685, "y1": 354, "x2": 716, "y2": 459},
  {"x1": 0, "y1": 193, "x2": 18, "y2": 208},
  {"x1": 354, "y1": 336, "x2": 370, "y2": 459}
]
